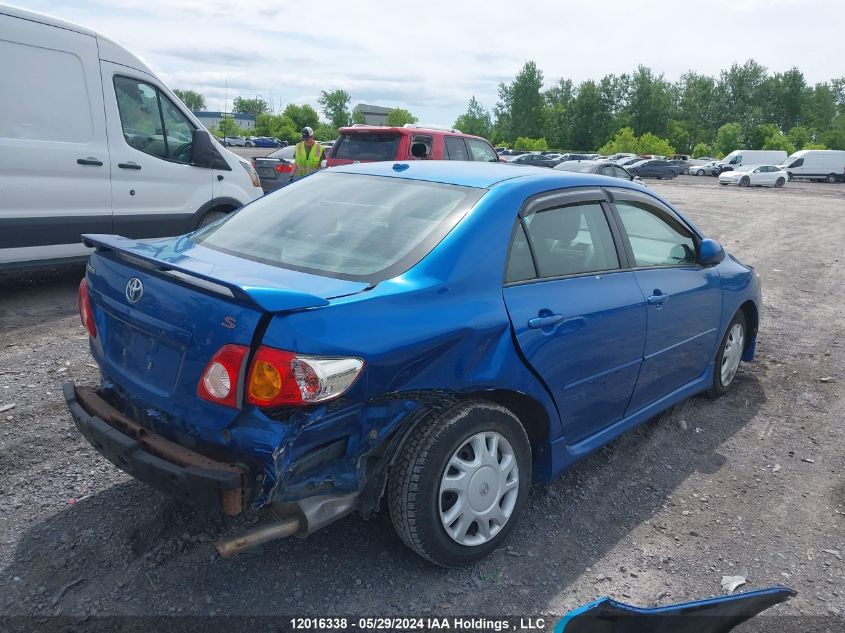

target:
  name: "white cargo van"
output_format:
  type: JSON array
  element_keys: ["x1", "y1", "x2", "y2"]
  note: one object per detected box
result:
[
  {"x1": 716, "y1": 149, "x2": 788, "y2": 174},
  {"x1": 0, "y1": 4, "x2": 264, "y2": 270},
  {"x1": 779, "y1": 150, "x2": 845, "y2": 183}
]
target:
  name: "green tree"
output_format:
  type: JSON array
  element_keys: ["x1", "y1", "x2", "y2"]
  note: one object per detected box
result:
[
  {"x1": 386, "y1": 108, "x2": 418, "y2": 127},
  {"x1": 502, "y1": 61, "x2": 546, "y2": 140},
  {"x1": 513, "y1": 137, "x2": 548, "y2": 151},
  {"x1": 314, "y1": 122, "x2": 338, "y2": 141},
  {"x1": 352, "y1": 109, "x2": 367, "y2": 125},
  {"x1": 173, "y1": 89, "x2": 205, "y2": 111},
  {"x1": 762, "y1": 131, "x2": 795, "y2": 154},
  {"x1": 598, "y1": 127, "x2": 638, "y2": 154},
  {"x1": 636, "y1": 132, "x2": 675, "y2": 156},
  {"x1": 569, "y1": 80, "x2": 611, "y2": 150},
  {"x1": 232, "y1": 96, "x2": 269, "y2": 117},
  {"x1": 716, "y1": 122, "x2": 744, "y2": 155},
  {"x1": 750, "y1": 123, "x2": 781, "y2": 149},
  {"x1": 665, "y1": 119, "x2": 691, "y2": 154},
  {"x1": 216, "y1": 115, "x2": 242, "y2": 138},
  {"x1": 283, "y1": 103, "x2": 320, "y2": 131},
  {"x1": 692, "y1": 141, "x2": 715, "y2": 158},
  {"x1": 544, "y1": 78, "x2": 575, "y2": 149},
  {"x1": 454, "y1": 97, "x2": 493, "y2": 138},
  {"x1": 318, "y1": 90, "x2": 352, "y2": 130},
  {"x1": 786, "y1": 125, "x2": 815, "y2": 150},
  {"x1": 626, "y1": 66, "x2": 674, "y2": 136}
]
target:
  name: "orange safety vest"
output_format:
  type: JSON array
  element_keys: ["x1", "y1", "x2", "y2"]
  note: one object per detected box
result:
[{"x1": 294, "y1": 141, "x2": 323, "y2": 178}]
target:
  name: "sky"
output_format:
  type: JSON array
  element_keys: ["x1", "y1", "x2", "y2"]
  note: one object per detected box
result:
[{"x1": 16, "y1": 0, "x2": 845, "y2": 126}]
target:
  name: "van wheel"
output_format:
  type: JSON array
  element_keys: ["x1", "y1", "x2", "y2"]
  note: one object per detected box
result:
[
  {"x1": 388, "y1": 400, "x2": 531, "y2": 567},
  {"x1": 709, "y1": 311, "x2": 746, "y2": 398},
  {"x1": 197, "y1": 210, "x2": 228, "y2": 228},
  {"x1": 775, "y1": 177, "x2": 785, "y2": 187},
  {"x1": 826, "y1": 174, "x2": 837, "y2": 183}
]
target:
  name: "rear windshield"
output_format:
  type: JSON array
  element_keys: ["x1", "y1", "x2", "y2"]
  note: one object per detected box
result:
[
  {"x1": 332, "y1": 133, "x2": 402, "y2": 161},
  {"x1": 192, "y1": 172, "x2": 483, "y2": 282},
  {"x1": 268, "y1": 146, "x2": 295, "y2": 160}
]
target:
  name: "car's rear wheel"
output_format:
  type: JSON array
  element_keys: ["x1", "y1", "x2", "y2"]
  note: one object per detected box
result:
[
  {"x1": 709, "y1": 311, "x2": 747, "y2": 398},
  {"x1": 696, "y1": 169, "x2": 705, "y2": 176},
  {"x1": 826, "y1": 173, "x2": 837, "y2": 183},
  {"x1": 388, "y1": 400, "x2": 531, "y2": 567},
  {"x1": 775, "y1": 177, "x2": 785, "y2": 187},
  {"x1": 740, "y1": 176, "x2": 750, "y2": 187}
]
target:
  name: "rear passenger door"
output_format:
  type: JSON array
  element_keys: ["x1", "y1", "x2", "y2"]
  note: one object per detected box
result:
[
  {"x1": 444, "y1": 136, "x2": 470, "y2": 161},
  {"x1": 0, "y1": 12, "x2": 111, "y2": 266},
  {"x1": 609, "y1": 189, "x2": 722, "y2": 414},
  {"x1": 502, "y1": 190, "x2": 647, "y2": 444}
]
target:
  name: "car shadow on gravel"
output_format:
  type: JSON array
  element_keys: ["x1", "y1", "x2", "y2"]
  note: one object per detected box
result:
[
  {"x1": 2, "y1": 374, "x2": 765, "y2": 616},
  {"x1": 0, "y1": 264, "x2": 86, "y2": 332}
]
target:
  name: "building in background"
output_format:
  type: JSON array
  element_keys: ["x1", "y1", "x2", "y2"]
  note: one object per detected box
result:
[
  {"x1": 352, "y1": 104, "x2": 392, "y2": 126},
  {"x1": 193, "y1": 111, "x2": 256, "y2": 130}
]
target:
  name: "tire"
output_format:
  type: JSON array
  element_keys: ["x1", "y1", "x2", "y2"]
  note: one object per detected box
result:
[
  {"x1": 787, "y1": 172, "x2": 794, "y2": 181},
  {"x1": 775, "y1": 177, "x2": 785, "y2": 188},
  {"x1": 709, "y1": 311, "x2": 747, "y2": 398},
  {"x1": 197, "y1": 210, "x2": 228, "y2": 228},
  {"x1": 740, "y1": 176, "x2": 750, "y2": 187},
  {"x1": 629, "y1": 169, "x2": 638, "y2": 177},
  {"x1": 826, "y1": 174, "x2": 837, "y2": 183},
  {"x1": 245, "y1": 141, "x2": 253, "y2": 147},
  {"x1": 696, "y1": 169, "x2": 705, "y2": 176},
  {"x1": 388, "y1": 400, "x2": 531, "y2": 567}
]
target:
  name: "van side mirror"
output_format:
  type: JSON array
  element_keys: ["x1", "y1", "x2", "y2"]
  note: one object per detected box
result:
[
  {"x1": 698, "y1": 238, "x2": 725, "y2": 265},
  {"x1": 191, "y1": 129, "x2": 228, "y2": 169}
]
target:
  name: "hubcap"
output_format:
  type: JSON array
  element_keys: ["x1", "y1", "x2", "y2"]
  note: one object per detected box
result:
[
  {"x1": 439, "y1": 432, "x2": 519, "y2": 546},
  {"x1": 720, "y1": 323, "x2": 745, "y2": 386}
]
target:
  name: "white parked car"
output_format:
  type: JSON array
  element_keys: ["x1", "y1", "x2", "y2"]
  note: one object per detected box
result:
[
  {"x1": 718, "y1": 164, "x2": 788, "y2": 187},
  {"x1": 690, "y1": 160, "x2": 721, "y2": 176}
]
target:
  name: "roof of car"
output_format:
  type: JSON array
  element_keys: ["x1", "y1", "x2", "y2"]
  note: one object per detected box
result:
[{"x1": 328, "y1": 160, "x2": 644, "y2": 191}]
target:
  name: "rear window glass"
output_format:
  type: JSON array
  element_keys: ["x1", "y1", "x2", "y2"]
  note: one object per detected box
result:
[
  {"x1": 333, "y1": 133, "x2": 401, "y2": 161},
  {"x1": 268, "y1": 146, "x2": 295, "y2": 160},
  {"x1": 193, "y1": 172, "x2": 483, "y2": 281}
]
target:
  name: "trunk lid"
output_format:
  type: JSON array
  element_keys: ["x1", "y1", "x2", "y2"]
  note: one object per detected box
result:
[{"x1": 83, "y1": 233, "x2": 368, "y2": 429}]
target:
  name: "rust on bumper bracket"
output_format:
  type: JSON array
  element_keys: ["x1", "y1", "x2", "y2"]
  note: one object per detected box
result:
[{"x1": 63, "y1": 383, "x2": 247, "y2": 515}]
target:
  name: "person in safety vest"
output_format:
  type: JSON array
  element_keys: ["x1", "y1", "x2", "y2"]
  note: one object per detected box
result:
[{"x1": 293, "y1": 127, "x2": 324, "y2": 179}]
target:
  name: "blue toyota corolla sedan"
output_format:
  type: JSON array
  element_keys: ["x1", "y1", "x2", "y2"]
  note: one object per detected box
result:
[{"x1": 66, "y1": 161, "x2": 761, "y2": 566}]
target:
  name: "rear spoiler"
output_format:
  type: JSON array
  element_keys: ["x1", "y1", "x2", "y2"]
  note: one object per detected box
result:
[{"x1": 82, "y1": 234, "x2": 329, "y2": 313}]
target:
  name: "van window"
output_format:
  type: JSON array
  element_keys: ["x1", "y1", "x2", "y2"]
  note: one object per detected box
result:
[
  {"x1": 113, "y1": 77, "x2": 195, "y2": 163},
  {"x1": 333, "y1": 133, "x2": 401, "y2": 161},
  {"x1": 0, "y1": 40, "x2": 93, "y2": 142},
  {"x1": 729, "y1": 154, "x2": 742, "y2": 165},
  {"x1": 788, "y1": 158, "x2": 804, "y2": 168}
]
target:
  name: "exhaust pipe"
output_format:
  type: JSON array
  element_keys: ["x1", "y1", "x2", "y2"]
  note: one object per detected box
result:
[{"x1": 213, "y1": 492, "x2": 357, "y2": 558}]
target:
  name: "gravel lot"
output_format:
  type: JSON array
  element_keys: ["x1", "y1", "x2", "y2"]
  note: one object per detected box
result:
[{"x1": 1, "y1": 176, "x2": 843, "y2": 623}]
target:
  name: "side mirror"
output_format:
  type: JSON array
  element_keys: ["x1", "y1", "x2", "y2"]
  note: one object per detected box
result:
[
  {"x1": 191, "y1": 129, "x2": 227, "y2": 169},
  {"x1": 698, "y1": 238, "x2": 725, "y2": 265}
]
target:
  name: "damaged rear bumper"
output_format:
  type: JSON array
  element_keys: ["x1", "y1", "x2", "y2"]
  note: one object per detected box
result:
[{"x1": 63, "y1": 383, "x2": 248, "y2": 515}]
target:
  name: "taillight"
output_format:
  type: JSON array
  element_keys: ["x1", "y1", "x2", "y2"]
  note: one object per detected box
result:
[
  {"x1": 78, "y1": 278, "x2": 96, "y2": 337},
  {"x1": 247, "y1": 346, "x2": 364, "y2": 408},
  {"x1": 274, "y1": 163, "x2": 293, "y2": 173},
  {"x1": 197, "y1": 344, "x2": 249, "y2": 408}
]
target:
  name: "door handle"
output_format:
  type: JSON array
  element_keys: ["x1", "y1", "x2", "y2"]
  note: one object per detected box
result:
[
  {"x1": 647, "y1": 292, "x2": 669, "y2": 305},
  {"x1": 118, "y1": 162, "x2": 142, "y2": 170},
  {"x1": 77, "y1": 158, "x2": 103, "y2": 166},
  {"x1": 528, "y1": 314, "x2": 564, "y2": 329}
]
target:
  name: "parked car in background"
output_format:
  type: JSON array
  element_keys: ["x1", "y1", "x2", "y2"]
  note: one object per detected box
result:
[
  {"x1": 691, "y1": 156, "x2": 717, "y2": 165},
  {"x1": 608, "y1": 153, "x2": 637, "y2": 163},
  {"x1": 253, "y1": 137, "x2": 281, "y2": 148},
  {"x1": 326, "y1": 124, "x2": 499, "y2": 167},
  {"x1": 557, "y1": 153, "x2": 590, "y2": 162},
  {"x1": 69, "y1": 160, "x2": 760, "y2": 567},
  {"x1": 543, "y1": 153, "x2": 565, "y2": 162},
  {"x1": 779, "y1": 149, "x2": 845, "y2": 182},
  {"x1": 252, "y1": 145, "x2": 296, "y2": 193},
  {"x1": 718, "y1": 164, "x2": 787, "y2": 187},
  {"x1": 320, "y1": 140, "x2": 336, "y2": 150},
  {"x1": 689, "y1": 160, "x2": 721, "y2": 176},
  {"x1": 554, "y1": 160, "x2": 644, "y2": 185},
  {"x1": 507, "y1": 153, "x2": 558, "y2": 168},
  {"x1": 668, "y1": 159, "x2": 691, "y2": 174},
  {"x1": 0, "y1": 4, "x2": 263, "y2": 270},
  {"x1": 224, "y1": 136, "x2": 247, "y2": 147},
  {"x1": 716, "y1": 150, "x2": 787, "y2": 174},
  {"x1": 618, "y1": 156, "x2": 644, "y2": 167},
  {"x1": 626, "y1": 159, "x2": 679, "y2": 179}
]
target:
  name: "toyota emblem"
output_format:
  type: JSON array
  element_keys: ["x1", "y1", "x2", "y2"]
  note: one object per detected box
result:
[{"x1": 125, "y1": 277, "x2": 144, "y2": 303}]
